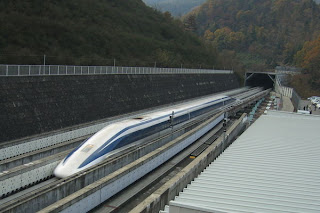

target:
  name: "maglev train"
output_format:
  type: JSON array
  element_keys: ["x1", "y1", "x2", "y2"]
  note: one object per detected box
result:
[{"x1": 54, "y1": 94, "x2": 235, "y2": 178}]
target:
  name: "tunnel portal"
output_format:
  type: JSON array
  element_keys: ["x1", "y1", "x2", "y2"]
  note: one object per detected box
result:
[{"x1": 245, "y1": 72, "x2": 276, "y2": 89}]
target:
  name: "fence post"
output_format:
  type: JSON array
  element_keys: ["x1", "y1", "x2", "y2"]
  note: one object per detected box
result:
[
  {"x1": 39, "y1": 66, "x2": 41, "y2": 75},
  {"x1": 58, "y1": 66, "x2": 60, "y2": 75},
  {"x1": 29, "y1": 65, "x2": 31, "y2": 76},
  {"x1": 6, "y1": 65, "x2": 8, "y2": 76},
  {"x1": 74, "y1": 66, "x2": 75, "y2": 75},
  {"x1": 49, "y1": 65, "x2": 51, "y2": 75},
  {"x1": 18, "y1": 65, "x2": 20, "y2": 76}
]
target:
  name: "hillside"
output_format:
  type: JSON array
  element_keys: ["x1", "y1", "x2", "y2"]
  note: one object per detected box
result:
[
  {"x1": 0, "y1": 0, "x2": 220, "y2": 68},
  {"x1": 143, "y1": 0, "x2": 206, "y2": 16},
  {"x1": 188, "y1": 0, "x2": 320, "y2": 70}
]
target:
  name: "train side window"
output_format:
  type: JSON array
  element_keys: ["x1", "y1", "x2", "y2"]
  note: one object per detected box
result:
[{"x1": 81, "y1": 144, "x2": 94, "y2": 153}]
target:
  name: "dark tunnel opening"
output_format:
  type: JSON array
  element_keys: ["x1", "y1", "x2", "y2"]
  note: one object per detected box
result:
[{"x1": 245, "y1": 73, "x2": 275, "y2": 90}]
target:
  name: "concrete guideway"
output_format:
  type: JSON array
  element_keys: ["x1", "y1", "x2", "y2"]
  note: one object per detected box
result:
[
  {"x1": 39, "y1": 113, "x2": 226, "y2": 213},
  {"x1": 0, "y1": 135, "x2": 85, "y2": 172},
  {"x1": 37, "y1": 88, "x2": 266, "y2": 212},
  {"x1": 0, "y1": 87, "x2": 246, "y2": 161},
  {"x1": 0, "y1": 149, "x2": 70, "y2": 198},
  {"x1": 0, "y1": 87, "x2": 250, "y2": 201},
  {"x1": 0, "y1": 87, "x2": 269, "y2": 212},
  {"x1": 92, "y1": 121, "x2": 225, "y2": 212},
  {"x1": 0, "y1": 87, "x2": 247, "y2": 201},
  {"x1": 0, "y1": 111, "x2": 225, "y2": 213},
  {"x1": 129, "y1": 114, "x2": 248, "y2": 213}
]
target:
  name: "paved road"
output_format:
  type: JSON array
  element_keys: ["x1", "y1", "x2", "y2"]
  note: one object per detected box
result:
[
  {"x1": 271, "y1": 92, "x2": 320, "y2": 115},
  {"x1": 299, "y1": 99, "x2": 320, "y2": 115}
]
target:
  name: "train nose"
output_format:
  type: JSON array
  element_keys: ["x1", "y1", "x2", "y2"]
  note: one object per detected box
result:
[
  {"x1": 53, "y1": 162, "x2": 78, "y2": 178},
  {"x1": 54, "y1": 166, "x2": 70, "y2": 178}
]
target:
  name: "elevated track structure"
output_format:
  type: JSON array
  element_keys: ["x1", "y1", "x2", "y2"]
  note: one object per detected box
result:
[{"x1": 0, "y1": 87, "x2": 270, "y2": 213}]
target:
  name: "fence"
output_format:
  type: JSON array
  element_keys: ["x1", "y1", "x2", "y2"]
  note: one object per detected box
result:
[
  {"x1": 291, "y1": 89, "x2": 301, "y2": 111},
  {"x1": 0, "y1": 65, "x2": 233, "y2": 76},
  {"x1": 275, "y1": 76, "x2": 301, "y2": 111}
]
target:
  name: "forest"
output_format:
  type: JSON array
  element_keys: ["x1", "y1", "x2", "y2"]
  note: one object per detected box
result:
[
  {"x1": 289, "y1": 35, "x2": 320, "y2": 96},
  {"x1": 0, "y1": 0, "x2": 223, "y2": 69},
  {"x1": 184, "y1": 0, "x2": 320, "y2": 96},
  {"x1": 1, "y1": 0, "x2": 320, "y2": 95}
]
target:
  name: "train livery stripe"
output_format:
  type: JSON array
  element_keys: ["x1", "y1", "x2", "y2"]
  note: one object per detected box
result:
[
  {"x1": 64, "y1": 96, "x2": 228, "y2": 164},
  {"x1": 77, "y1": 96, "x2": 230, "y2": 168}
]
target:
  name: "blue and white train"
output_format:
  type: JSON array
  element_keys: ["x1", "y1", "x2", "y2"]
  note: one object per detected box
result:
[{"x1": 54, "y1": 94, "x2": 235, "y2": 178}]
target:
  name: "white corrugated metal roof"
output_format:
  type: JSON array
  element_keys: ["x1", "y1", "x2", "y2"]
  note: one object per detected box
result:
[{"x1": 169, "y1": 111, "x2": 320, "y2": 213}]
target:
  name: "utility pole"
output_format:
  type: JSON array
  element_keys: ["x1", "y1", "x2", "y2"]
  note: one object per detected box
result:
[
  {"x1": 43, "y1": 55, "x2": 46, "y2": 74},
  {"x1": 223, "y1": 118, "x2": 227, "y2": 151},
  {"x1": 169, "y1": 111, "x2": 174, "y2": 129}
]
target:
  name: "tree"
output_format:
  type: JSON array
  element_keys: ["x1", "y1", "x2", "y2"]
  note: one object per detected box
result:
[
  {"x1": 184, "y1": 14, "x2": 197, "y2": 32},
  {"x1": 295, "y1": 35, "x2": 320, "y2": 89}
]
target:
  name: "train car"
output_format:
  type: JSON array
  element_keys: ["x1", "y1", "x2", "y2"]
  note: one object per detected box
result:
[{"x1": 54, "y1": 94, "x2": 234, "y2": 178}]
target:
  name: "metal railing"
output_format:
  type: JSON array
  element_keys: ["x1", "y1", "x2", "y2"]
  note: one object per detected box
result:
[{"x1": 0, "y1": 64, "x2": 233, "y2": 76}]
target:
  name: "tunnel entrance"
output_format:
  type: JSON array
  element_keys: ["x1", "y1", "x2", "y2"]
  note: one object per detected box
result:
[{"x1": 245, "y1": 72, "x2": 276, "y2": 89}]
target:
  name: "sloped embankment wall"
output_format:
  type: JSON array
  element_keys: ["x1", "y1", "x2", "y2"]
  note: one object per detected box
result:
[{"x1": 0, "y1": 74, "x2": 239, "y2": 142}]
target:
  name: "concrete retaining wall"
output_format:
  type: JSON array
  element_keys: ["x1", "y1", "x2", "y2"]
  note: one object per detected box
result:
[{"x1": 0, "y1": 74, "x2": 239, "y2": 142}]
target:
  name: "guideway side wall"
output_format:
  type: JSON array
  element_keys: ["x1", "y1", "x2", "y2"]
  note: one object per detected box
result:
[{"x1": 0, "y1": 74, "x2": 239, "y2": 142}]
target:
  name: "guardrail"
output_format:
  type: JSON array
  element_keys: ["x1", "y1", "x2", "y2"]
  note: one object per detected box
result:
[{"x1": 0, "y1": 65, "x2": 233, "y2": 76}]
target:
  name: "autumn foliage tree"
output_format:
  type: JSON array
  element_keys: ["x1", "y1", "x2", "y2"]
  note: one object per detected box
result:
[
  {"x1": 187, "y1": 0, "x2": 320, "y2": 69},
  {"x1": 295, "y1": 36, "x2": 320, "y2": 89},
  {"x1": 204, "y1": 27, "x2": 245, "y2": 50}
]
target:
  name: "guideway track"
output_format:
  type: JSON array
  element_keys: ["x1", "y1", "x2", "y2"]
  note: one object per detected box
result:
[
  {"x1": 0, "y1": 95, "x2": 231, "y2": 202},
  {"x1": 92, "y1": 120, "x2": 227, "y2": 212},
  {"x1": 39, "y1": 113, "x2": 226, "y2": 213},
  {"x1": 0, "y1": 87, "x2": 248, "y2": 161},
  {"x1": 0, "y1": 135, "x2": 87, "y2": 172},
  {"x1": 0, "y1": 109, "x2": 225, "y2": 212},
  {"x1": 0, "y1": 88, "x2": 269, "y2": 212}
]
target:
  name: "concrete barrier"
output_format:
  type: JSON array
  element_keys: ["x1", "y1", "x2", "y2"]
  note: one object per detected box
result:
[
  {"x1": 0, "y1": 136, "x2": 85, "y2": 171},
  {"x1": 0, "y1": 112, "x2": 221, "y2": 213},
  {"x1": 37, "y1": 113, "x2": 225, "y2": 213},
  {"x1": 129, "y1": 113, "x2": 247, "y2": 213},
  {"x1": 0, "y1": 149, "x2": 68, "y2": 197}
]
